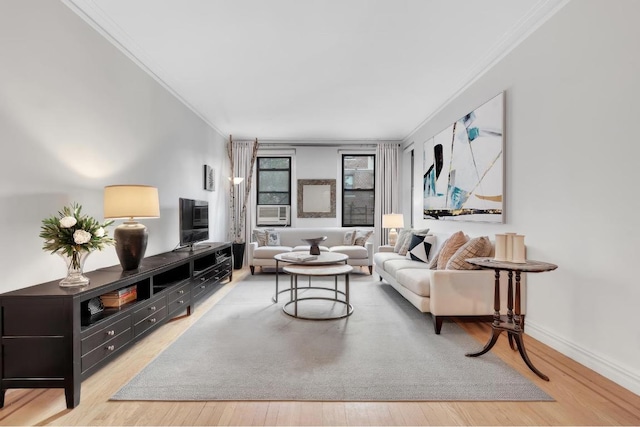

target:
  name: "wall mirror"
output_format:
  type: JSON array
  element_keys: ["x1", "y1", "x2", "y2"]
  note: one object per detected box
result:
[{"x1": 297, "y1": 179, "x2": 336, "y2": 218}]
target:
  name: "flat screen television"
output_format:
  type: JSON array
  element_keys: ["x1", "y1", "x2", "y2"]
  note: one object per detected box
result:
[{"x1": 179, "y1": 197, "x2": 209, "y2": 250}]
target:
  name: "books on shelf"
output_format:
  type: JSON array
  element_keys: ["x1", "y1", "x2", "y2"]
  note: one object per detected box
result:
[
  {"x1": 100, "y1": 285, "x2": 137, "y2": 308},
  {"x1": 280, "y1": 253, "x2": 318, "y2": 262}
]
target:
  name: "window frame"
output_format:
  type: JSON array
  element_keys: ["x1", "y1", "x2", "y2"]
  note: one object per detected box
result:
[
  {"x1": 341, "y1": 154, "x2": 376, "y2": 227},
  {"x1": 256, "y1": 156, "x2": 292, "y2": 206}
]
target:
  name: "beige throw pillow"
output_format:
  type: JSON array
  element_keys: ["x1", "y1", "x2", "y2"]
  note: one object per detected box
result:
[
  {"x1": 252, "y1": 229, "x2": 269, "y2": 247},
  {"x1": 354, "y1": 229, "x2": 373, "y2": 246},
  {"x1": 436, "y1": 231, "x2": 469, "y2": 269},
  {"x1": 446, "y1": 236, "x2": 492, "y2": 270},
  {"x1": 344, "y1": 230, "x2": 356, "y2": 245}
]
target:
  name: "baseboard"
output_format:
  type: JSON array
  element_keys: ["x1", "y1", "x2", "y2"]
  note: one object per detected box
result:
[{"x1": 526, "y1": 320, "x2": 640, "y2": 396}]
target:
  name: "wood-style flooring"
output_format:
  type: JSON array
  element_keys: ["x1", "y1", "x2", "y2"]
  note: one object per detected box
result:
[{"x1": 0, "y1": 268, "x2": 638, "y2": 426}]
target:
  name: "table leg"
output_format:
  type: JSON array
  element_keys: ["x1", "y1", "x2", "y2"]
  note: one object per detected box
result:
[
  {"x1": 511, "y1": 332, "x2": 549, "y2": 381},
  {"x1": 507, "y1": 270, "x2": 516, "y2": 350},
  {"x1": 466, "y1": 328, "x2": 503, "y2": 357},
  {"x1": 492, "y1": 269, "x2": 501, "y2": 327},
  {"x1": 335, "y1": 276, "x2": 338, "y2": 300},
  {"x1": 514, "y1": 271, "x2": 522, "y2": 331},
  {"x1": 345, "y1": 273, "x2": 350, "y2": 309},
  {"x1": 273, "y1": 259, "x2": 280, "y2": 303},
  {"x1": 294, "y1": 274, "x2": 298, "y2": 317}
]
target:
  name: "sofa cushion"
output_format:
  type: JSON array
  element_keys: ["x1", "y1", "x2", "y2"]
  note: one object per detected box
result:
[
  {"x1": 253, "y1": 228, "x2": 271, "y2": 247},
  {"x1": 292, "y1": 245, "x2": 329, "y2": 253},
  {"x1": 394, "y1": 228, "x2": 430, "y2": 253},
  {"x1": 385, "y1": 259, "x2": 432, "y2": 277},
  {"x1": 406, "y1": 234, "x2": 436, "y2": 263},
  {"x1": 343, "y1": 230, "x2": 356, "y2": 245},
  {"x1": 446, "y1": 236, "x2": 492, "y2": 270},
  {"x1": 254, "y1": 246, "x2": 292, "y2": 258},
  {"x1": 395, "y1": 269, "x2": 431, "y2": 297},
  {"x1": 373, "y1": 252, "x2": 406, "y2": 269},
  {"x1": 266, "y1": 230, "x2": 281, "y2": 246},
  {"x1": 437, "y1": 231, "x2": 469, "y2": 269},
  {"x1": 330, "y1": 245, "x2": 368, "y2": 259},
  {"x1": 354, "y1": 229, "x2": 374, "y2": 246}
]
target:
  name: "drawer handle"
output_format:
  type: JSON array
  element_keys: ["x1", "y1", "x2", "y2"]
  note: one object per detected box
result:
[
  {"x1": 149, "y1": 306, "x2": 156, "y2": 311},
  {"x1": 178, "y1": 300, "x2": 184, "y2": 304},
  {"x1": 106, "y1": 330, "x2": 115, "y2": 336},
  {"x1": 200, "y1": 285, "x2": 206, "y2": 289},
  {"x1": 200, "y1": 277, "x2": 206, "y2": 282},
  {"x1": 178, "y1": 290, "x2": 185, "y2": 294},
  {"x1": 106, "y1": 345, "x2": 115, "y2": 351},
  {"x1": 149, "y1": 318, "x2": 157, "y2": 323}
]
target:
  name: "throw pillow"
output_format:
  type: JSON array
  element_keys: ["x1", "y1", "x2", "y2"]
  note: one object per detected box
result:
[
  {"x1": 405, "y1": 234, "x2": 436, "y2": 263},
  {"x1": 446, "y1": 236, "x2": 492, "y2": 270},
  {"x1": 428, "y1": 245, "x2": 441, "y2": 269},
  {"x1": 353, "y1": 229, "x2": 373, "y2": 246},
  {"x1": 394, "y1": 228, "x2": 429, "y2": 252},
  {"x1": 343, "y1": 230, "x2": 356, "y2": 245},
  {"x1": 266, "y1": 230, "x2": 281, "y2": 246},
  {"x1": 398, "y1": 232, "x2": 428, "y2": 256},
  {"x1": 252, "y1": 229, "x2": 269, "y2": 247},
  {"x1": 436, "y1": 231, "x2": 469, "y2": 269}
]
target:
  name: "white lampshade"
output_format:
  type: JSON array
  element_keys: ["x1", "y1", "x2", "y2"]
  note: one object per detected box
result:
[
  {"x1": 382, "y1": 213, "x2": 404, "y2": 229},
  {"x1": 228, "y1": 177, "x2": 244, "y2": 185},
  {"x1": 104, "y1": 185, "x2": 160, "y2": 219}
]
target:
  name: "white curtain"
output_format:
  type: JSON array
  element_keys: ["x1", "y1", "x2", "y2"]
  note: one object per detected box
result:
[
  {"x1": 375, "y1": 143, "x2": 401, "y2": 246},
  {"x1": 230, "y1": 140, "x2": 258, "y2": 264}
]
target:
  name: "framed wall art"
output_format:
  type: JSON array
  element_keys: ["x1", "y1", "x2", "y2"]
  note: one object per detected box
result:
[
  {"x1": 203, "y1": 164, "x2": 215, "y2": 191},
  {"x1": 423, "y1": 92, "x2": 504, "y2": 223}
]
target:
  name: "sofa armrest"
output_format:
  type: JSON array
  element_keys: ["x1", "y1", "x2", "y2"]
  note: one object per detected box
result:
[
  {"x1": 378, "y1": 245, "x2": 394, "y2": 253},
  {"x1": 248, "y1": 241, "x2": 258, "y2": 264},
  {"x1": 365, "y1": 241, "x2": 374, "y2": 264}
]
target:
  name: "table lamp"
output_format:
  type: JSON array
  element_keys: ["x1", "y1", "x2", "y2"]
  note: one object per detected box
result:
[
  {"x1": 104, "y1": 185, "x2": 160, "y2": 270},
  {"x1": 382, "y1": 213, "x2": 404, "y2": 246}
]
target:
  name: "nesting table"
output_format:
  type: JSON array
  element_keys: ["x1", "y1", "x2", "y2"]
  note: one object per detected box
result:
[
  {"x1": 465, "y1": 257, "x2": 558, "y2": 380},
  {"x1": 272, "y1": 252, "x2": 348, "y2": 302},
  {"x1": 282, "y1": 263, "x2": 353, "y2": 320}
]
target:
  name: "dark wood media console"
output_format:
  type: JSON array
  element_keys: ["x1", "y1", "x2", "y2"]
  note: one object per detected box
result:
[{"x1": 0, "y1": 242, "x2": 232, "y2": 409}]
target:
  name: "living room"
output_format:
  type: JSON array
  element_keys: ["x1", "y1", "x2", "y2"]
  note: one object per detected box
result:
[{"x1": 0, "y1": 0, "x2": 638, "y2": 425}]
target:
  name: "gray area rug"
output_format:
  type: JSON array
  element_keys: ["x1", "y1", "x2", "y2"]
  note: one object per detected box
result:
[{"x1": 112, "y1": 273, "x2": 552, "y2": 401}]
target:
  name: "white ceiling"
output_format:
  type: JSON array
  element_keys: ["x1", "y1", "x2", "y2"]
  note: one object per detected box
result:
[{"x1": 65, "y1": 0, "x2": 567, "y2": 141}]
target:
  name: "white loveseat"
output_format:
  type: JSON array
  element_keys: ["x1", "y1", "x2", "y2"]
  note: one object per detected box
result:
[
  {"x1": 248, "y1": 227, "x2": 374, "y2": 274},
  {"x1": 374, "y1": 231, "x2": 526, "y2": 334}
]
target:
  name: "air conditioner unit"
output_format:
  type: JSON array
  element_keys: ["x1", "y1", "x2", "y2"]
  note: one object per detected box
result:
[{"x1": 257, "y1": 205, "x2": 290, "y2": 225}]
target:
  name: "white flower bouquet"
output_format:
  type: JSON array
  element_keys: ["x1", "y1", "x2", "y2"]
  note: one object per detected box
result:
[{"x1": 40, "y1": 203, "x2": 115, "y2": 269}]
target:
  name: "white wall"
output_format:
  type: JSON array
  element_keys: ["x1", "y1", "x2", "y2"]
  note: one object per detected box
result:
[
  {"x1": 403, "y1": 0, "x2": 639, "y2": 394},
  {"x1": 0, "y1": 1, "x2": 229, "y2": 292}
]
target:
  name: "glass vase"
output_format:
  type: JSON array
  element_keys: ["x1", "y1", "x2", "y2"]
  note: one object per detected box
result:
[{"x1": 59, "y1": 251, "x2": 91, "y2": 287}]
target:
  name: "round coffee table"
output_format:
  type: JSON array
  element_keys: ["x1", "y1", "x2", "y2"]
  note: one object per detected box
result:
[
  {"x1": 282, "y1": 263, "x2": 353, "y2": 320},
  {"x1": 272, "y1": 252, "x2": 348, "y2": 302}
]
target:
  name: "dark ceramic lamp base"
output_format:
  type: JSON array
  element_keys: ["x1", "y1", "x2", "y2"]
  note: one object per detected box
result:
[{"x1": 114, "y1": 221, "x2": 148, "y2": 270}]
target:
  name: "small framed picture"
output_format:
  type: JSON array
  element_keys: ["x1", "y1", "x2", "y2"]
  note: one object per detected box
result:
[{"x1": 204, "y1": 165, "x2": 215, "y2": 191}]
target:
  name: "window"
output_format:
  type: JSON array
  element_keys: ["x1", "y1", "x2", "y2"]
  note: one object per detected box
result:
[
  {"x1": 257, "y1": 157, "x2": 291, "y2": 205},
  {"x1": 342, "y1": 154, "x2": 375, "y2": 226}
]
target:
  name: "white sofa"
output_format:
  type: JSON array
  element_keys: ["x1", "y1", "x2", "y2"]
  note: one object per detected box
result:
[
  {"x1": 248, "y1": 227, "x2": 374, "y2": 274},
  {"x1": 374, "y1": 231, "x2": 526, "y2": 334}
]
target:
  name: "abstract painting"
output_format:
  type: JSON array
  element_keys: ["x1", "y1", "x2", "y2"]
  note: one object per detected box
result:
[{"x1": 423, "y1": 92, "x2": 504, "y2": 222}]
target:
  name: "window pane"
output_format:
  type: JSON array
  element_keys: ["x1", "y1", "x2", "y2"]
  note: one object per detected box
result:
[
  {"x1": 343, "y1": 190, "x2": 374, "y2": 226},
  {"x1": 258, "y1": 157, "x2": 290, "y2": 169},
  {"x1": 258, "y1": 193, "x2": 290, "y2": 204},
  {"x1": 343, "y1": 155, "x2": 374, "y2": 189},
  {"x1": 258, "y1": 171, "x2": 289, "y2": 192}
]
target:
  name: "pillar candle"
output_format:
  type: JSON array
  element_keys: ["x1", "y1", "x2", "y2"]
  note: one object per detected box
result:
[
  {"x1": 505, "y1": 232, "x2": 517, "y2": 262},
  {"x1": 512, "y1": 235, "x2": 526, "y2": 263},
  {"x1": 494, "y1": 234, "x2": 507, "y2": 261}
]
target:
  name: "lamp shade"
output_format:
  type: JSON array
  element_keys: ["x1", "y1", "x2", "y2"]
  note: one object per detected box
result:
[
  {"x1": 382, "y1": 213, "x2": 404, "y2": 229},
  {"x1": 104, "y1": 185, "x2": 160, "y2": 219}
]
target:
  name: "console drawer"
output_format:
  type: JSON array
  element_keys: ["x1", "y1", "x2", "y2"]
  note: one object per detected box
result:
[
  {"x1": 167, "y1": 281, "x2": 191, "y2": 305},
  {"x1": 81, "y1": 327, "x2": 133, "y2": 373},
  {"x1": 132, "y1": 294, "x2": 166, "y2": 325},
  {"x1": 81, "y1": 315, "x2": 132, "y2": 356},
  {"x1": 168, "y1": 291, "x2": 190, "y2": 316},
  {"x1": 134, "y1": 305, "x2": 167, "y2": 337}
]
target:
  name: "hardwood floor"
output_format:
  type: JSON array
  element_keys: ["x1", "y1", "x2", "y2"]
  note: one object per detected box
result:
[{"x1": 1, "y1": 268, "x2": 638, "y2": 426}]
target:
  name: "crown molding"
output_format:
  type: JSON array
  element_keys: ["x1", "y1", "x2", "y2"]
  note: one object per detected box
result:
[{"x1": 404, "y1": 0, "x2": 572, "y2": 142}]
